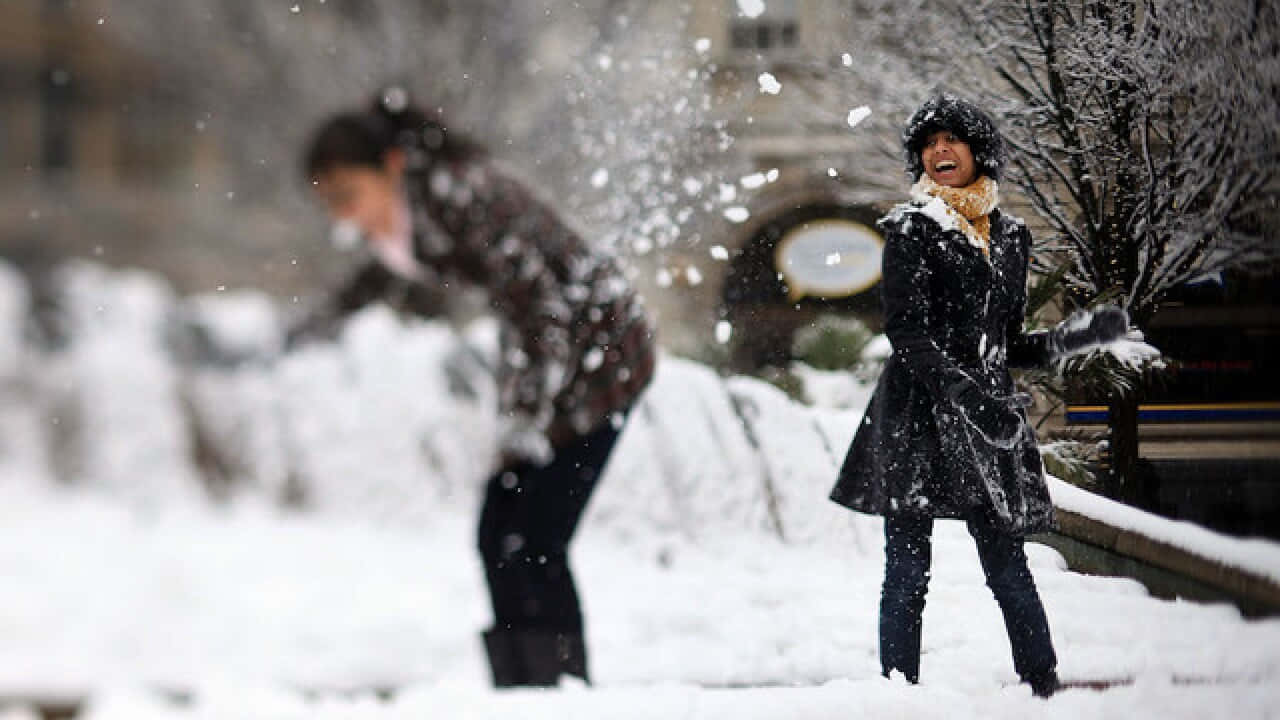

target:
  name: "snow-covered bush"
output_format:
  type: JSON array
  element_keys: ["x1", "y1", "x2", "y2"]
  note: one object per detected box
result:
[
  {"x1": 41, "y1": 262, "x2": 199, "y2": 504},
  {"x1": 791, "y1": 314, "x2": 873, "y2": 372}
]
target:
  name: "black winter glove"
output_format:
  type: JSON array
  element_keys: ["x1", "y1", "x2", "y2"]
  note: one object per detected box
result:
[
  {"x1": 1047, "y1": 305, "x2": 1129, "y2": 359},
  {"x1": 946, "y1": 376, "x2": 1025, "y2": 449}
]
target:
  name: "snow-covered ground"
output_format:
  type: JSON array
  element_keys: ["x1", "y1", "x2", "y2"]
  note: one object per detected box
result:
[
  {"x1": 5, "y1": 487, "x2": 1279, "y2": 719},
  {"x1": 1, "y1": 261, "x2": 1279, "y2": 718}
]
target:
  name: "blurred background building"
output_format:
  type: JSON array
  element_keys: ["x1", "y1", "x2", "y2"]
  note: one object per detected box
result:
[
  {"x1": 1, "y1": 0, "x2": 239, "y2": 288},
  {"x1": 0, "y1": 0, "x2": 939, "y2": 360}
]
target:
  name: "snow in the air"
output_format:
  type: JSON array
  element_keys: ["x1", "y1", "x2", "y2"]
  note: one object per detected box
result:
[
  {"x1": 757, "y1": 72, "x2": 781, "y2": 95},
  {"x1": 736, "y1": 0, "x2": 766, "y2": 19},
  {"x1": 847, "y1": 106, "x2": 872, "y2": 129},
  {"x1": 715, "y1": 319, "x2": 733, "y2": 344}
]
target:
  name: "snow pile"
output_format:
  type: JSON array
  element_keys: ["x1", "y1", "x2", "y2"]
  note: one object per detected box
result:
[
  {"x1": 176, "y1": 290, "x2": 283, "y2": 363},
  {"x1": 40, "y1": 262, "x2": 199, "y2": 504},
  {"x1": 181, "y1": 305, "x2": 500, "y2": 523}
]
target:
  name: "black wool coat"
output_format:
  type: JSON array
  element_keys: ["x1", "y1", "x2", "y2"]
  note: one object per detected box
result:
[{"x1": 829, "y1": 198, "x2": 1055, "y2": 535}]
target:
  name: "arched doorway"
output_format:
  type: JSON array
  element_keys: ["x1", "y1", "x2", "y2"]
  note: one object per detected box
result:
[{"x1": 722, "y1": 202, "x2": 884, "y2": 370}]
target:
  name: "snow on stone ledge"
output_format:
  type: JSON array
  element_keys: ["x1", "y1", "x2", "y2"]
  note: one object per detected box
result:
[{"x1": 1048, "y1": 476, "x2": 1280, "y2": 586}]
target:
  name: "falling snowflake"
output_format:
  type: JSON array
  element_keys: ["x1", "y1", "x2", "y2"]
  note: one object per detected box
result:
[
  {"x1": 847, "y1": 106, "x2": 872, "y2": 129},
  {"x1": 758, "y1": 72, "x2": 782, "y2": 95},
  {"x1": 582, "y1": 347, "x2": 605, "y2": 372},
  {"x1": 737, "y1": 0, "x2": 766, "y2": 18}
]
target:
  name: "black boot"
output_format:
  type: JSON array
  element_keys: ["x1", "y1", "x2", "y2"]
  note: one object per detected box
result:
[
  {"x1": 513, "y1": 630, "x2": 591, "y2": 686},
  {"x1": 879, "y1": 600, "x2": 923, "y2": 684},
  {"x1": 1025, "y1": 669, "x2": 1060, "y2": 698},
  {"x1": 482, "y1": 628, "x2": 527, "y2": 688},
  {"x1": 555, "y1": 630, "x2": 590, "y2": 685}
]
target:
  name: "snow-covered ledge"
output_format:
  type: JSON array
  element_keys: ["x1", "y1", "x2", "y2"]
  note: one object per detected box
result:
[{"x1": 1046, "y1": 477, "x2": 1280, "y2": 615}]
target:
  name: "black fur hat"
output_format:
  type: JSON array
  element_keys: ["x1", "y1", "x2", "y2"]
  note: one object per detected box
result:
[{"x1": 902, "y1": 93, "x2": 1005, "y2": 182}]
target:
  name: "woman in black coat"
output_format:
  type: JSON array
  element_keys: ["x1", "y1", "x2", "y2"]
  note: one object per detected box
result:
[
  {"x1": 295, "y1": 89, "x2": 656, "y2": 688},
  {"x1": 829, "y1": 94, "x2": 1127, "y2": 697}
]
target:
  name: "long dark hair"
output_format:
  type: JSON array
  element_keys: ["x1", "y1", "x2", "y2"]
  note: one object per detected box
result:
[{"x1": 302, "y1": 87, "x2": 485, "y2": 179}]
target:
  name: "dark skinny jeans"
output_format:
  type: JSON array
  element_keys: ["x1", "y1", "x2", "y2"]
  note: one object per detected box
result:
[
  {"x1": 477, "y1": 417, "x2": 623, "y2": 633},
  {"x1": 880, "y1": 511, "x2": 1057, "y2": 684}
]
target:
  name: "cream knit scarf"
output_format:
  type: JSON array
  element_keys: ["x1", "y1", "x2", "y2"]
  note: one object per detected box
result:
[{"x1": 910, "y1": 174, "x2": 999, "y2": 257}]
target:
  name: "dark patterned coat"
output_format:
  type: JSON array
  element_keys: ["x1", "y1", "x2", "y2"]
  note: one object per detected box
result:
[
  {"x1": 829, "y1": 199, "x2": 1055, "y2": 535},
  {"x1": 315, "y1": 145, "x2": 656, "y2": 453}
]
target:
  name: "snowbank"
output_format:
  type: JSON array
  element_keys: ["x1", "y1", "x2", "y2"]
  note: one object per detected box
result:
[
  {"x1": 40, "y1": 262, "x2": 199, "y2": 504},
  {"x1": 0, "y1": 262, "x2": 1277, "y2": 717}
]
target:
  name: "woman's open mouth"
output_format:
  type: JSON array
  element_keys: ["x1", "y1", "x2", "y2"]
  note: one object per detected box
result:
[{"x1": 934, "y1": 160, "x2": 958, "y2": 172}]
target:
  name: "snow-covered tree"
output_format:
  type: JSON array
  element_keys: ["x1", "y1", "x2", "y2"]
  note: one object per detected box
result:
[{"x1": 957, "y1": 0, "x2": 1280, "y2": 501}]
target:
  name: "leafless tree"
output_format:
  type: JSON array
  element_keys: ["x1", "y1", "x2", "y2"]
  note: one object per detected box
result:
[{"x1": 956, "y1": 0, "x2": 1280, "y2": 500}]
